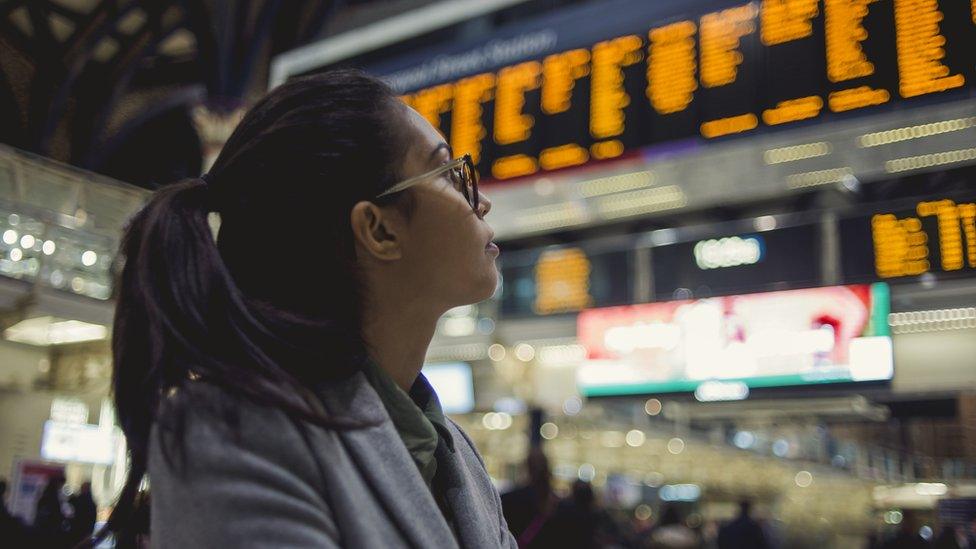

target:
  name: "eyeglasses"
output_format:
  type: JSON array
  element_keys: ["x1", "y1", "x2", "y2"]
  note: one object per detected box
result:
[{"x1": 376, "y1": 153, "x2": 481, "y2": 216}]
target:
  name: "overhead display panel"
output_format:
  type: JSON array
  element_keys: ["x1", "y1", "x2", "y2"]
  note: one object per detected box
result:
[
  {"x1": 576, "y1": 283, "x2": 893, "y2": 397},
  {"x1": 651, "y1": 224, "x2": 822, "y2": 300},
  {"x1": 500, "y1": 246, "x2": 633, "y2": 317},
  {"x1": 841, "y1": 195, "x2": 976, "y2": 283},
  {"x1": 340, "y1": 0, "x2": 976, "y2": 182},
  {"x1": 498, "y1": 189, "x2": 976, "y2": 320}
]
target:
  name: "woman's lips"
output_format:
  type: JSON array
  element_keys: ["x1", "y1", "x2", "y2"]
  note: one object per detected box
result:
[{"x1": 486, "y1": 242, "x2": 500, "y2": 256}]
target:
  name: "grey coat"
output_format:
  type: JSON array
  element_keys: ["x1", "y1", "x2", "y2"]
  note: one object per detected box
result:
[{"x1": 148, "y1": 370, "x2": 519, "y2": 548}]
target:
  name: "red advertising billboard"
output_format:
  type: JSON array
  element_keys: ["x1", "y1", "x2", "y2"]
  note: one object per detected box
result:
[{"x1": 577, "y1": 284, "x2": 892, "y2": 397}]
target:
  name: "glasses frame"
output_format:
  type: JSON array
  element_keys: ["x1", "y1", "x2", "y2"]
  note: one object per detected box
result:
[{"x1": 376, "y1": 153, "x2": 480, "y2": 215}]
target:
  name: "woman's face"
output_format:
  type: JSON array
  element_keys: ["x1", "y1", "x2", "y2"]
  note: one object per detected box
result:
[{"x1": 355, "y1": 105, "x2": 499, "y2": 311}]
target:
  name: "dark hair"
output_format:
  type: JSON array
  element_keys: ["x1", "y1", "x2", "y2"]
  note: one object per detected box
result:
[{"x1": 95, "y1": 69, "x2": 412, "y2": 545}]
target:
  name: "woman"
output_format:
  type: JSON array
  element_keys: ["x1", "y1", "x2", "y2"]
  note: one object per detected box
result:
[{"x1": 102, "y1": 69, "x2": 514, "y2": 548}]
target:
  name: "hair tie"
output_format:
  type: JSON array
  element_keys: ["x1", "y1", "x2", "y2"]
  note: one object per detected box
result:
[{"x1": 199, "y1": 172, "x2": 213, "y2": 185}]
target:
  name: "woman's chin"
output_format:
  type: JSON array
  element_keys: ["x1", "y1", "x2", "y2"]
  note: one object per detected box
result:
[{"x1": 472, "y1": 267, "x2": 499, "y2": 303}]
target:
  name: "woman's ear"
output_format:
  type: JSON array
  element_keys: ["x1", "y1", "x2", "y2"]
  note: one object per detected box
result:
[{"x1": 350, "y1": 201, "x2": 403, "y2": 261}]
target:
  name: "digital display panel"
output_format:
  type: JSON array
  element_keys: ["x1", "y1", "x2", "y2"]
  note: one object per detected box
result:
[
  {"x1": 422, "y1": 362, "x2": 475, "y2": 415},
  {"x1": 576, "y1": 283, "x2": 893, "y2": 397},
  {"x1": 651, "y1": 224, "x2": 821, "y2": 299},
  {"x1": 40, "y1": 421, "x2": 117, "y2": 465},
  {"x1": 499, "y1": 247, "x2": 632, "y2": 317},
  {"x1": 393, "y1": 0, "x2": 974, "y2": 182},
  {"x1": 842, "y1": 197, "x2": 976, "y2": 283}
]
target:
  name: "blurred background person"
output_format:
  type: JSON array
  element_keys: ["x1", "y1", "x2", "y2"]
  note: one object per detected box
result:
[
  {"x1": 545, "y1": 479, "x2": 624, "y2": 548},
  {"x1": 648, "y1": 504, "x2": 699, "y2": 549},
  {"x1": 501, "y1": 446, "x2": 557, "y2": 547},
  {"x1": 882, "y1": 511, "x2": 929, "y2": 549},
  {"x1": 717, "y1": 500, "x2": 768, "y2": 549},
  {"x1": 0, "y1": 478, "x2": 28, "y2": 547},
  {"x1": 68, "y1": 481, "x2": 97, "y2": 546},
  {"x1": 33, "y1": 474, "x2": 68, "y2": 548}
]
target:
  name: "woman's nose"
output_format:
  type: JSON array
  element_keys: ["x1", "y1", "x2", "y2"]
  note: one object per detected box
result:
[{"x1": 477, "y1": 190, "x2": 492, "y2": 218}]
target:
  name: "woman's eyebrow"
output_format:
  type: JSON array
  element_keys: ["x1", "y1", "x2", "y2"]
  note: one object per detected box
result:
[{"x1": 428, "y1": 142, "x2": 452, "y2": 165}]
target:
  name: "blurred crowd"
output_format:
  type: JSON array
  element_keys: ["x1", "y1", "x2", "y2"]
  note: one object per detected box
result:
[
  {"x1": 0, "y1": 476, "x2": 96, "y2": 548},
  {"x1": 499, "y1": 449, "x2": 976, "y2": 549},
  {"x1": 3, "y1": 451, "x2": 975, "y2": 549}
]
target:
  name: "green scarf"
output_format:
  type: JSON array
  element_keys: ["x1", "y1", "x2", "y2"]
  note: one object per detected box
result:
[{"x1": 360, "y1": 359, "x2": 453, "y2": 487}]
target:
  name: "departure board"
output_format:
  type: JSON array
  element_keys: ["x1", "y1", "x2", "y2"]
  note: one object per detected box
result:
[
  {"x1": 762, "y1": 0, "x2": 826, "y2": 126},
  {"x1": 841, "y1": 197, "x2": 976, "y2": 283},
  {"x1": 395, "y1": 0, "x2": 976, "y2": 182},
  {"x1": 499, "y1": 247, "x2": 632, "y2": 317},
  {"x1": 698, "y1": 4, "x2": 761, "y2": 138}
]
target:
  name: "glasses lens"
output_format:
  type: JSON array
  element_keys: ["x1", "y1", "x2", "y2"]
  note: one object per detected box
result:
[
  {"x1": 462, "y1": 159, "x2": 478, "y2": 212},
  {"x1": 448, "y1": 164, "x2": 467, "y2": 202},
  {"x1": 447, "y1": 165, "x2": 460, "y2": 188}
]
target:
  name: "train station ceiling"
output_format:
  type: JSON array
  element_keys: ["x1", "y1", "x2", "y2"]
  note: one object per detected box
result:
[{"x1": 0, "y1": 0, "x2": 425, "y2": 187}]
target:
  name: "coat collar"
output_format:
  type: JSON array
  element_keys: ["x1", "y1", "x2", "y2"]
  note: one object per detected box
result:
[
  {"x1": 314, "y1": 370, "x2": 458, "y2": 548},
  {"x1": 434, "y1": 422, "x2": 507, "y2": 548}
]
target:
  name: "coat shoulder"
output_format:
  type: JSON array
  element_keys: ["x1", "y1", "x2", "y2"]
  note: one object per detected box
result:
[{"x1": 148, "y1": 381, "x2": 342, "y2": 548}]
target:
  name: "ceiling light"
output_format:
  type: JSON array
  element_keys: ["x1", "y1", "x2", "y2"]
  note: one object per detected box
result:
[{"x1": 5, "y1": 317, "x2": 109, "y2": 346}]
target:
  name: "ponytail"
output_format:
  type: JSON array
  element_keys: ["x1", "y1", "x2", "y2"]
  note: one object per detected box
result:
[
  {"x1": 92, "y1": 177, "x2": 366, "y2": 547},
  {"x1": 93, "y1": 178, "x2": 215, "y2": 545}
]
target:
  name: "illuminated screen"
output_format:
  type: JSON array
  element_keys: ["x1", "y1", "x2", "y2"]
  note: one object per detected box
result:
[
  {"x1": 841, "y1": 196, "x2": 976, "y2": 283},
  {"x1": 40, "y1": 421, "x2": 117, "y2": 465},
  {"x1": 500, "y1": 247, "x2": 632, "y2": 317},
  {"x1": 576, "y1": 283, "x2": 893, "y2": 397},
  {"x1": 422, "y1": 362, "x2": 475, "y2": 414},
  {"x1": 385, "y1": 0, "x2": 975, "y2": 182},
  {"x1": 651, "y1": 224, "x2": 821, "y2": 299}
]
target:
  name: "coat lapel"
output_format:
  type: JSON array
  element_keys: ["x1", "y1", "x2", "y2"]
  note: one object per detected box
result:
[
  {"x1": 435, "y1": 427, "x2": 505, "y2": 548},
  {"x1": 314, "y1": 371, "x2": 458, "y2": 549}
]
